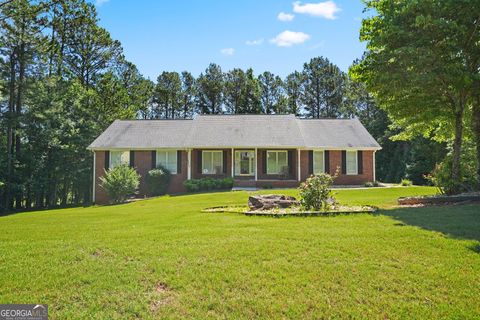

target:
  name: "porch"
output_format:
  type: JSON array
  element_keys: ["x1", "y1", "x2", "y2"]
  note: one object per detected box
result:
[{"x1": 188, "y1": 148, "x2": 302, "y2": 184}]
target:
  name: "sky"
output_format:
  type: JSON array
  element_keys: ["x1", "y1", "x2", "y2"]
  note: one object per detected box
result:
[{"x1": 94, "y1": 0, "x2": 369, "y2": 81}]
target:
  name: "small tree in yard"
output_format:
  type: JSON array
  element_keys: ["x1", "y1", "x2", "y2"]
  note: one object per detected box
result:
[
  {"x1": 100, "y1": 165, "x2": 140, "y2": 204},
  {"x1": 299, "y1": 173, "x2": 336, "y2": 211},
  {"x1": 146, "y1": 167, "x2": 171, "y2": 196}
]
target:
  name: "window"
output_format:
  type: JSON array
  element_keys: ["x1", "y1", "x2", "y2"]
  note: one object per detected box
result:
[
  {"x1": 346, "y1": 150, "x2": 358, "y2": 175},
  {"x1": 156, "y1": 150, "x2": 177, "y2": 174},
  {"x1": 267, "y1": 151, "x2": 288, "y2": 174},
  {"x1": 202, "y1": 151, "x2": 223, "y2": 174},
  {"x1": 110, "y1": 151, "x2": 129, "y2": 169},
  {"x1": 313, "y1": 150, "x2": 325, "y2": 174}
]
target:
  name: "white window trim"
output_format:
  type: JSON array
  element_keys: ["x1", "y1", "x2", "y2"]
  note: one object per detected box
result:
[
  {"x1": 313, "y1": 150, "x2": 325, "y2": 174},
  {"x1": 156, "y1": 149, "x2": 178, "y2": 174},
  {"x1": 109, "y1": 150, "x2": 130, "y2": 169},
  {"x1": 346, "y1": 150, "x2": 358, "y2": 175},
  {"x1": 266, "y1": 150, "x2": 288, "y2": 175},
  {"x1": 202, "y1": 150, "x2": 223, "y2": 175}
]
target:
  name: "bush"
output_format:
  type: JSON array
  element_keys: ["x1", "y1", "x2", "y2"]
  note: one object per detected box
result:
[
  {"x1": 100, "y1": 165, "x2": 140, "y2": 204},
  {"x1": 183, "y1": 177, "x2": 234, "y2": 192},
  {"x1": 426, "y1": 143, "x2": 477, "y2": 194},
  {"x1": 400, "y1": 179, "x2": 412, "y2": 186},
  {"x1": 146, "y1": 167, "x2": 171, "y2": 196},
  {"x1": 298, "y1": 173, "x2": 336, "y2": 211}
]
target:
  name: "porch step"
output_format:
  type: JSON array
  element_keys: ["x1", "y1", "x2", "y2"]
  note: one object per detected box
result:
[
  {"x1": 232, "y1": 187, "x2": 258, "y2": 191},
  {"x1": 234, "y1": 180, "x2": 257, "y2": 188}
]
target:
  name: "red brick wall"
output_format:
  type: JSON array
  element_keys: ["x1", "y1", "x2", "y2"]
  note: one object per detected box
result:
[
  {"x1": 328, "y1": 150, "x2": 374, "y2": 185},
  {"x1": 94, "y1": 149, "x2": 376, "y2": 203},
  {"x1": 191, "y1": 149, "x2": 232, "y2": 179},
  {"x1": 298, "y1": 150, "x2": 374, "y2": 185},
  {"x1": 300, "y1": 150, "x2": 310, "y2": 181},
  {"x1": 167, "y1": 151, "x2": 188, "y2": 194},
  {"x1": 134, "y1": 151, "x2": 152, "y2": 196},
  {"x1": 94, "y1": 150, "x2": 188, "y2": 204}
]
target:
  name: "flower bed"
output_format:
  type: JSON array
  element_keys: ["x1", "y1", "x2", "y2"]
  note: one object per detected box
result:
[{"x1": 202, "y1": 205, "x2": 377, "y2": 217}]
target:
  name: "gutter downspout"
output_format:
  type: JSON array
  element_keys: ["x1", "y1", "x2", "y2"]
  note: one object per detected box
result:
[{"x1": 373, "y1": 150, "x2": 376, "y2": 182}]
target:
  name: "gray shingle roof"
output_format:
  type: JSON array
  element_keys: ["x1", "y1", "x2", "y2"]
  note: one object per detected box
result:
[{"x1": 88, "y1": 115, "x2": 381, "y2": 150}]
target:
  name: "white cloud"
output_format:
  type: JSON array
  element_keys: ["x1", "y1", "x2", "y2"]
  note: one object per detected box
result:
[
  {"x1": 220, "y1": 48, "x2": 235, "y2": 56},
  {"x1": 277, "y1": 12, "x2": 295, "y2": 22},
  {"x1": 95, "y1": 0, "x2": 110, "y2": 6},
  {"x1": 245, "y1": 38, "x2": 264, "y2": 46},
  {"x1": 270, "y1": 30, "x2": 310, "y2": 47},
  {"x1": 293, "y1": 1, "x2": 341, "y2": 20}
]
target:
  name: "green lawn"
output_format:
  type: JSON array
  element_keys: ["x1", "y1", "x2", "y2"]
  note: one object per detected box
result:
[{"x1": 1, "y1": 186, "x2": 479, "y2": 319}]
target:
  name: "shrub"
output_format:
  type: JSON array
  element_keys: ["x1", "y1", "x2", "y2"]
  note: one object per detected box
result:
[
  {"x1": 427, "y1": 145, "x2": 477, "y2": 194},
  {"x1": 298, "y1": 173, "x2": 336, "y2": 211},
  {"x1": 146, "y1": 167, "x2": 171, "y2": 196},
  {"x1": 183, "y1": 180, "x2": 200, "y2": 192},
  {"x1": 100, "y1": 165, "x2": 140, "y2": 204},
  {"x1": 400, "y1": 179, "x2": 412, "y2": 186},
  {"x1": 220, "y1": 177, "x2": 234, "y2": 189},
  {"x1": 183, "y1": 177, "x2": 234, "y2": 192}
]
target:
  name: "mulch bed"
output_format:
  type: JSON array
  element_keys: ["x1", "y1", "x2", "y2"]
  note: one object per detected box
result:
[{"x1": 398, "y1": 193, "x2": 480, "y2": 206}]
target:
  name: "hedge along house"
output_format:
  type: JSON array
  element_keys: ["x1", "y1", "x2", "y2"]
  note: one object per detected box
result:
[{"x1": 88, "y1": 115, "x2": 381, "y2": 204}]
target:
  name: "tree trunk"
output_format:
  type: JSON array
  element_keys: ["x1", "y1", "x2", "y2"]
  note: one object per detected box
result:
[
  {"x1": 473, "y1": 96, "x2": 480, "y2": 190},
  {"x1": 14, "y1": 43, "x2": 26, "y2": 210},
  {"x1": 451, "y1": 101, "x2": 465, "y2": 194},
  {"x1": 5, "y1": 52, "x2": 16, "y2": 211}
]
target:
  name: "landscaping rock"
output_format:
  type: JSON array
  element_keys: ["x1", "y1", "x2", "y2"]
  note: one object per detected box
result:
[{"x1": 248, "y1": 195, "x2": 299, "y2": 210}]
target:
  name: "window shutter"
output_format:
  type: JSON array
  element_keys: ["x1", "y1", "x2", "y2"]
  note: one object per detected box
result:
[
  {"x1": 104, "y1": 151, "x2": 110, "y2": 170},
  {"x1": 288, "y1": 151, "x2": 294, "y2": 176},
  {"x1": 197, "y1": 150, "x2": 202, "y2": 173},
  {"x1": 129, "y1": 151, "x2": 135, "y2": 168},
  {"x1": 262, "y1": 150, "x2": 267, "y2": 174},
  {"x1": 325, "y1": 150, "x2": 330, "y2": 174},
  {"x1": 357, "y1": 150, "x2": 363, "y2": 174},
  {"x1": 308, "y1": 151, "x2": 313, "y2": 175},
  {"x1": 151, "y1": 151, "x2": 156, "y2": 169},
  {"x1": 341, "y1": 151, "x2": 347, "y2": 174},
  {"x1": 177, "y1": 151, "x2": 182, "y2": 174},
  {"x1": 223, "y1": 150, "x2": 228, "y2": 174}
]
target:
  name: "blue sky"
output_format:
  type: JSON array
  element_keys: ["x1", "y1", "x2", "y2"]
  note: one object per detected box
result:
[{"x1": 95, "y1": 0, "x2": 368, "y2": 80}]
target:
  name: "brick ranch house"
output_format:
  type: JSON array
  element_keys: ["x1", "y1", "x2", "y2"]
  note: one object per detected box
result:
[{"x1": 88, "y1": 115, "x2": 381, "y2": 204}]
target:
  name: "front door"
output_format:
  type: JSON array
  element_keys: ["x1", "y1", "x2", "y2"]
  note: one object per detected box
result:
[{"x1": 235, "y1": 150, "x2": 255, "y2": 176}]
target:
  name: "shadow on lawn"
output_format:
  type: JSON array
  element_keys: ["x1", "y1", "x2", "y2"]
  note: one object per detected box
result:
[{"x1": 381, "y1": 204, "x2": 480, "y2": 246}]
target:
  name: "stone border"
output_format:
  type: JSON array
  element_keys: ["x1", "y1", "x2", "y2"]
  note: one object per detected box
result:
[
  {"x1": 398, "y1": 194, "x2": 480, "y2": 206},
  {"x1": 202, "y1": 206, "x2": 377, "y2": 217}
]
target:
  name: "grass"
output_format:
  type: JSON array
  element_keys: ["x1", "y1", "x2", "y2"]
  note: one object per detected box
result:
[{"x1": 0, "y1": 186, "x2": 479, "y2": 319}]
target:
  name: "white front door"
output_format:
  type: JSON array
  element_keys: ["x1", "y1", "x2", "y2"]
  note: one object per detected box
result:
[{"x1": 235, "y1": 150, "x2": 255, "y2": 176}]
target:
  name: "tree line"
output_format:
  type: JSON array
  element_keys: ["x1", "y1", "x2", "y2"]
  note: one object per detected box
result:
[
  {"x1": 0, "y1": 0, "x2": 447, "y2": 212},
  {"x1": 142, "y1": 58, "x2": 354, "y2": 119}
]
